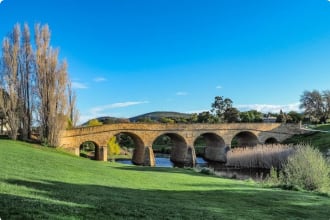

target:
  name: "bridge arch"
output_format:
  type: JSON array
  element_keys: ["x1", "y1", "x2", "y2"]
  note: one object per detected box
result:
[
  {"x1": 111, "y1": 131, "x2": 146, "y2": 165},
  {"x1": 231, "y1": 131, "x2": 259, "y2": 148},
  {"x1": 264, "y1": 137, "x2": 278, "y2": 144},
  {"x1": 152, "y1": 132, "x2": 188, "y2": 167},
  {"x1": 194, "y1": 133, "x2": 227, "y2": 162},
  {"x1": 79, "y1": 140, "x2": 101, "y2": 160}
]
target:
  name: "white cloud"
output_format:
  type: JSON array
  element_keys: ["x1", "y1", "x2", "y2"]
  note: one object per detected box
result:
[
  {"x1": 216, "y1": 85, "x2": 222, "y2": 89},
  {"x1": 0, "y1": 0, "x2": 4, "y2": 4},
  {"x1": 72, "y1": 82, "x2": 88, "y2": 89},
  {"x1": 90, "y1": 101, "x2": 149, "y2": 114},
  {"x1": 176, "y1": 91, "x2": 188, "y2": 96},
  {"x1": 185, "y1": 109, "x2": 209, "y2": 114},
  {"x1": 236, "y1": 102, "x2": 300, "y2": 113},
  {"x1": 93, "y1": 77, "x2": 107, "y2": 82}
]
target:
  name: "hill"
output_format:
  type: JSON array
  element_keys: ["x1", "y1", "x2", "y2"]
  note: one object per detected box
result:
[
  {"x1": 81, "y1": 116, "x2": 130, "y2": 126},
  {"x1": 0, "y1": 140, "x2": 330, "y2": 219},
  {"x1": 129, "y1": 111, "x2": 192, "y2": 122},
  {"x1": 81, "y1": 111, "x2": 192, "y2": 126},
  {"x1": 283, "y1": 124, "x2": 330, "y2": 153}
]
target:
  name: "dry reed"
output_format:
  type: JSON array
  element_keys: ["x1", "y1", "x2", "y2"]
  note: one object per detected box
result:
[{"x1": 226, "y1": 144, "x2": 294, "y2": 169}]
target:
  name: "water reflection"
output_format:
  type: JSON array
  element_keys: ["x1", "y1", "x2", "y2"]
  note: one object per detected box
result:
[
  {"x1": 117, "y1": 154, "x2": 207, "y2": 167},
  {"x1": 116, "y1": 154, "x2": 270, "y2": 180}
]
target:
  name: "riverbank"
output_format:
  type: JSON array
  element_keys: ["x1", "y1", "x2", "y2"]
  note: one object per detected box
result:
[
  {"x1": 1, "y1": 140, "x2": 329, "y2": 219},
  {"x1": 284, "y1": 124, "x2": 330, "y2": 153}
]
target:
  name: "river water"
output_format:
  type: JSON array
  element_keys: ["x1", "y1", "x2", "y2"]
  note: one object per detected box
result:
[
  {"x1": 116, "y1": 154, "x2": 270, "y2": 180},
  {"x1": 117, "y1": 154, "x2": 207, "y2": 167}
]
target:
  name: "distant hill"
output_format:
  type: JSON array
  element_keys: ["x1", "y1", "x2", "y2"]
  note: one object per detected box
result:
[
  {"x1": 129, "y1": 111, "x2": 192, "y2": 122},
  {"x1": 81, "y1": 116, "x2": 130, "y2": 126},
  {"x1": 81, "y1": 111, "x2": 192, "y2": 126}
]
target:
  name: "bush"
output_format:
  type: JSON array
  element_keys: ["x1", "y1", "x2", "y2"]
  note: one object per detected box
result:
[
  {"x1": 281, "y1": 144, "x2": 330, "y2": 192},
  {"x1": 265, "y1": 167, "x2": 280, "y2": 185},
  {"x1": 107, "y1": 136, "x2": 121, "y2": 161},
  {"x1": 198, "y1": 167, "x2": 215, "y2": 175},
  {"x1": 88, "y1": 119, "x2": 103, "y2": 126}
]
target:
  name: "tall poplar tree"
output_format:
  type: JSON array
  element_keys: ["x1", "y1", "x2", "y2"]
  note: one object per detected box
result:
[
  {"x1": 35, "y1": 24, "x2": 69, "y2": 146},
  {"x1": 1, "y1": 23, "x2": 78, "y2": 144},
  {"x1": 18, "y1": 23, "x2": 35, "y2": 140},
  {"x1": 67, "y1": 80, "x2": 79, "y2": 128},
  {"x1": 0, "y1": 24, "x2": 21, "y2": 140}
]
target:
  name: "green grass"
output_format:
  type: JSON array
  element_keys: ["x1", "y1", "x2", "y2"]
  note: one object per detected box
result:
[
  {"x1": 1, "y1": 140, "x2": 330, "y2": 219},
  {"x1": 306, "y1": 124, "x2": 330, "y2": 131},
  {"x1": 283, "y1": 124, "x2": 330, "y2": 153}
]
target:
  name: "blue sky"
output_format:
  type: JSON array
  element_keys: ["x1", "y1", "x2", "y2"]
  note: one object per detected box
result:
[{"x1": 1, "y1": 0, "x2": 330, "y2": 123}]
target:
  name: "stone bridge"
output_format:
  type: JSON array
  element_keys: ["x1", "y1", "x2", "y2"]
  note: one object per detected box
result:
[{"x1": 59, "y1": 123, "x2": 303, "y2": 167}]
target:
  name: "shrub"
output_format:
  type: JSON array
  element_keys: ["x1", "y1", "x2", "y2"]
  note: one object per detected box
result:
[
  {"x1": 88, "y1": 119, "x2": 103, "y2": 126},
  {"x1": 264, "y1": 167, "x2": 283, "y2": 186},
  {"x1": 281, "y1": 144, "x2": 330, "y2": 192},
  {"x1": 107, "y1": 136, "x2": 121, "y2": 161},
  {"x1": 194, "y1": 166, "x2": 215, "y2": 176},
  {"x1": 199, "y1": 167, "x2": 215, "y2": 175}
]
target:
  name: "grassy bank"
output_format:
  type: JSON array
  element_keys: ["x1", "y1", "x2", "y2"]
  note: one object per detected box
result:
[
  {"x1": 283, "y1": 124, "x2": 330, "y2": 153},
  {"x1": 0, "y1": 140, "x2": 330, "y2": 219}
]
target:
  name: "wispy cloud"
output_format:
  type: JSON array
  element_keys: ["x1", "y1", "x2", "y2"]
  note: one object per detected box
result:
[
  {"x1": 176, "y1": 91, "x2": 188, "y2": 96},
  {"x1": 90, "y1": 101, "x2": 149, "y2": 114},
  {"x1": 72, "y1": 82, "x2": 88, "y2": 89},
  {"x1": 93, "y1": 77, "x2": 107, "y2": 82},
  {"x1": 185, "y1": 109, "x2": 209, "y2": 114},
  {"x1": 236, "y1": 102, "x2": 300, "y2": 113},
  {"x1": 216, "y1": 85, "x2": 222, "y2": 89}
]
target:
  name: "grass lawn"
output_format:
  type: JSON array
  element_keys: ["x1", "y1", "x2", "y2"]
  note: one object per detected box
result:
[
  {"x1": 0, "y1": 140, "x2": 330, "y2": 219},
  {"x1": 307, "y1": 124, "x2": 330, "y2": 131}
]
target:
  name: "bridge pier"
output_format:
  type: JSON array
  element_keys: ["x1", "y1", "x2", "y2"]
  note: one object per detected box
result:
[
  {"x1": 171, "y1": 145, "x2": 187, "y2": 167},
  {"x1": 143, "y1": 146, "x2": 155, "y2": 166},
  {"x1": 101, "y1": 146, "x2": 108, "y2": 161},
  {"x1": 95, "y1": 146, "x2": 108, "y2": 161},
  {"x1": 132, "y1": 146, "x2": 155, "y2": 166},
  {"x1": 184, "y1": 147, "x2": 196, "y2": 167},
  {"x1": 204, "y1": 145, "x2": 229, "y2": 163},
  {"x1": 170, "y1": 146, "x2": 197, "y2": 168}
]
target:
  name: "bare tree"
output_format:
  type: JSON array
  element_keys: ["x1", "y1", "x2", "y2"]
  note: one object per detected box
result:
[
  {"x1": 0, "y1": 24, "x2": 21, "y2": 140},
  {"x1": 0, "y1": 89, "x2": 9, "y2": 135},
  {"x1": 35, "y1": 24, "x2": 69, "y2": 146},
  {"x1": 18, "y1": 23, "x2": 35, "y2": 140},
  {"x1": 1, "y1": 23, "x2": 78, "y2": 144},
  {"x1": 67, "y1": 80, "x2": 79, "y2": 128}
]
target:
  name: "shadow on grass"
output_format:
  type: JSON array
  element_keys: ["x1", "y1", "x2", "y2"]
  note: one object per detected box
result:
[{"x1": 1, "y1": 178, "x2": 330, "y2": 219}]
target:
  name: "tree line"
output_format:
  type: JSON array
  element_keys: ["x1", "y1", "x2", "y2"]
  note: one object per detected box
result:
[
  {"x1": 126, "y1": 96, "x2": 303, "y2": 124},
  {"x1": 111, "y1": 93, "x2": 328, "y2": 125},
  {"x1": 206, "y1": 91, "x2": 330, "y2": 124},
  {"x1": 0, "y1": 23, "x2": 78, "y2": 146},
  {"x1": 206, "y1": 96, "x2": 302, "y2": 124}
]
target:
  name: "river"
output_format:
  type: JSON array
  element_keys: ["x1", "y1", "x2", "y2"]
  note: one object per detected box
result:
[
  {"x1": 117, "y1": 153, "x2": 208, "y2": 167},
  {"x1": 116, "y1": 154, "x2": 270, "y2": 180}
]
